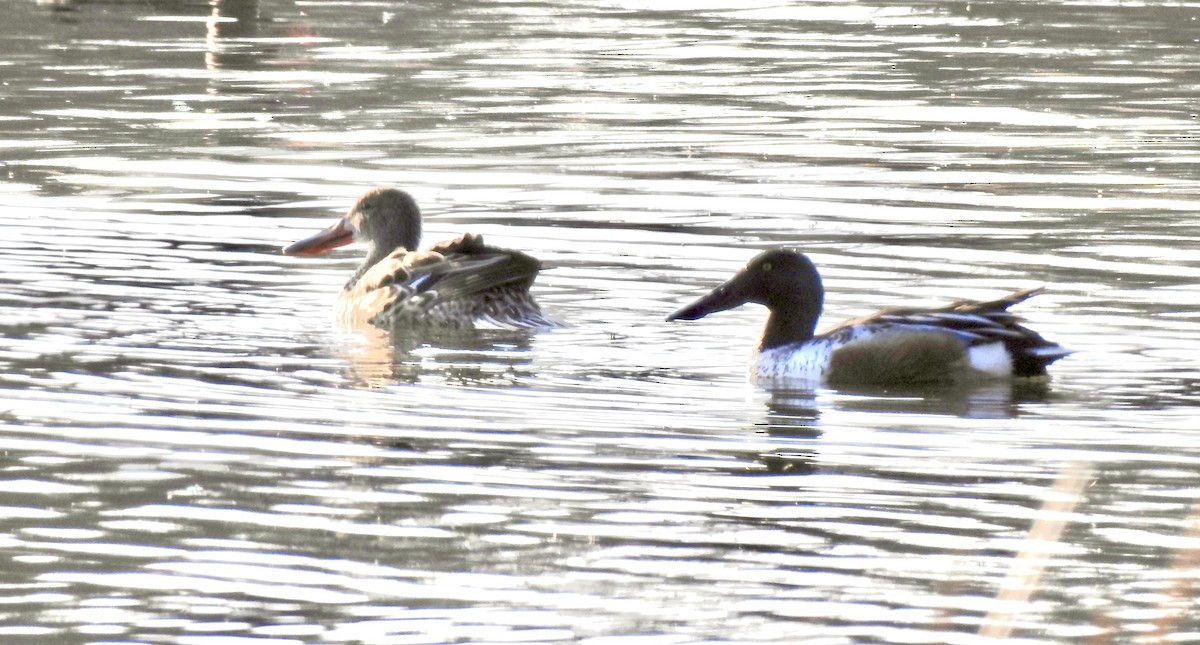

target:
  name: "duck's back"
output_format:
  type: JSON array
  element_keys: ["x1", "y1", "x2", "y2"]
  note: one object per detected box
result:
[{"x1": 337, "y1": 233, "x2": 556, "y2": 330}]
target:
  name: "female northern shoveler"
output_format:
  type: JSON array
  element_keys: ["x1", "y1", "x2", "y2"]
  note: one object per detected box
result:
[
  {"x1": 283, "y1": 187, "x2": 556, "y2": 330},
  {"x1": 667, "y1": 248, "x2": 1070, "y2": 386}
]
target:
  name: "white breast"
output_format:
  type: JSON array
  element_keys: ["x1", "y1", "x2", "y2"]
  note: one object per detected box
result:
[
  {"x1": 752, "y1": 326, "x2": 877, "y2": 385},
  {"x1": 753, "y1": 342, "x2": 832, "y2": 384}
]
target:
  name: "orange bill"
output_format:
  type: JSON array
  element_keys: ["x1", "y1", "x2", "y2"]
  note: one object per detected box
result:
[{"x1": 282, "y1": 218, "x2": 355, "y2": 257}]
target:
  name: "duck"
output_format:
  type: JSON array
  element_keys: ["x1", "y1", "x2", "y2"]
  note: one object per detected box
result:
[
  {"x1": 282, "y1": 187, "x2": 557, "y2": 330},
  {"x1": 667, "y1": 248, "x2": 1070, "y2": 386}
]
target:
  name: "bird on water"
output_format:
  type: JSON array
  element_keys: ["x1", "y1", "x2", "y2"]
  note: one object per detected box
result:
[
  {"x1": 667, "y1": 248, "x2": 1070, "y2": 386},
  {"x1": 283, "y1": 187, "x2": 556, "y2": 330}
]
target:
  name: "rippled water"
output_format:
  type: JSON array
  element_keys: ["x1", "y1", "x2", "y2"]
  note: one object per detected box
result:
[{"x1": 2, "y1": 0, "x2": 1200, "y2": 642}]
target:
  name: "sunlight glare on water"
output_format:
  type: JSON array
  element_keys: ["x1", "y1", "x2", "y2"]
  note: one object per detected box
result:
[{"x1": 0, "y1": 0, "x2": 1199, "y2": 643}]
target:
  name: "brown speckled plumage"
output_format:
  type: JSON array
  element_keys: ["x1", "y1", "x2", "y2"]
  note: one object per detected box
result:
[{"x1": 284, "y1": 188, "x2": 557, "y2": 330}]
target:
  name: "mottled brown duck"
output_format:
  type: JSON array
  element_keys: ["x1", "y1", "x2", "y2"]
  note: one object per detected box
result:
[{"x1": 283, "y1": 187, "x2": 556, "y2": 330}]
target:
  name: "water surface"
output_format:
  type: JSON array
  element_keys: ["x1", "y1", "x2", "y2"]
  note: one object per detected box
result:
[{"x1": 1, "y1": 0, "x2": 1199, "y2": 642}]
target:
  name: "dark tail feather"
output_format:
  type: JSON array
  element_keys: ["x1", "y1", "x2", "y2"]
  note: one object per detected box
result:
[{"x1": 952, "y1": 286, "x2": 1045, "y2": 314}]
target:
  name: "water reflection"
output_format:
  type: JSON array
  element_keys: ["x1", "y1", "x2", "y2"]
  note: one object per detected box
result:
[
  {"x1": 752, "y1": 389, "x2": 821, "y2": 475},
  {"x1": 740, "y1": 379, "x2": 1055, "y2": 477},
  {"x1": 340, "y1": 325, "x2": 541, "y2": 388},
  {"x1": 206, "y1": 0, "x2": 261, "y2": 69},
  {"x1": 831, "y1": 379, "x2": 1054, "y2": 419}
]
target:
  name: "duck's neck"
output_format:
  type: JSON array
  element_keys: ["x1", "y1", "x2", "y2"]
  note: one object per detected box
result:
[
  {"x1": 759, "y1": 290, "x2": 823, "y2": 351},
  {"x1": 760, "y1": 310, "x2": 820, "y2": 351},
  {"x1": 344, "y1": 243, "x2": 383, "y2": 290}
]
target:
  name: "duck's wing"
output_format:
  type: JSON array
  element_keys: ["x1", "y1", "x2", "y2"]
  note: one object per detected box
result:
[
  {"x1": 339, "y1": 234, "x2": 554, "y2": 330},
  {"x1": 823, "y1": 287, "x2": 1070, "y2": 380},
  {"x1": 835, "y1": 286, "x2": 1043, "y2": 327}
]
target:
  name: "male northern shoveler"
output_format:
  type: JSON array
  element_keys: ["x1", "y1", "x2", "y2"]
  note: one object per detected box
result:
[
  {"x1": 667, "y1": 248, "x2": 1070, "y2": 386},
  {"x1": 282, "y1": 187, "x2": 556, "y2": 330}
]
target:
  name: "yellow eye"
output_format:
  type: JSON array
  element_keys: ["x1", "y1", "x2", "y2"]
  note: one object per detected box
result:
[{"x1": 761, "y1": 262, "x2": 773, "y2": 272}]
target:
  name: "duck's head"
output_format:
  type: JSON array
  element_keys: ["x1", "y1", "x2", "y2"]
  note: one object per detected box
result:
[
  {"x1": 667, "y1": 248, "x2": 824, "y2": 323},
  {"x1": 283, "y1": 187, "x2": 422, "y2": 257}
]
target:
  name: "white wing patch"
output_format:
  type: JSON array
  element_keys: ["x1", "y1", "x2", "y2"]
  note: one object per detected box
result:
[{"x1": 966, "y1": 342, "x2": 1013, "y2": 377}]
